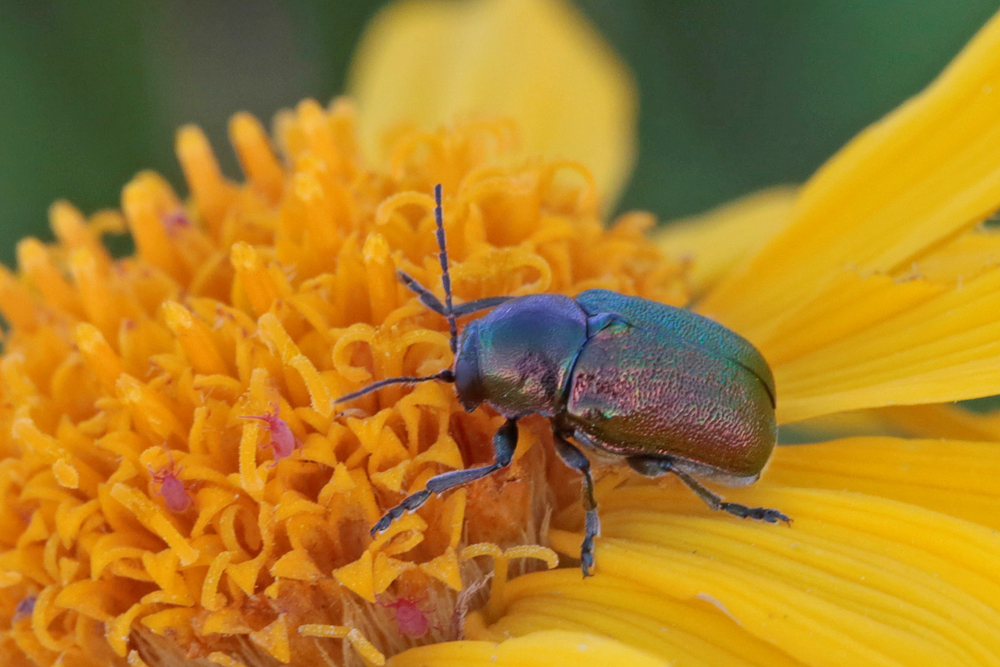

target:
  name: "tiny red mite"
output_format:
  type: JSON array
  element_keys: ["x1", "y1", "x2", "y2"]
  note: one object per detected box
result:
[
  {"x1": 148, "y1": 449, "x2": 192, "y2": 513},
  {"x1": 378, "y1": 593, "x2": 436, "y2": 638},
  {"x1": 337, "y1": 185, "x2": 789, "y2": 576},
  {"x1": 241, "y1": 402, "x2": 298, "y2": 466}
]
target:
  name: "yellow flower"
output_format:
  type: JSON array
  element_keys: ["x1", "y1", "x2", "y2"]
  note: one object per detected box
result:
[{"x1": 2, "y1": 2, "x2": 1000, "y2": 667}]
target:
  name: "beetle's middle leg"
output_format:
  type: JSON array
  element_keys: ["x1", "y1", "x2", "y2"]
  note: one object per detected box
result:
[
  {"x1": 552, "y1": 432, "x2": 600, "y2": 577},
  {"x1": 371, "y1": 418, "x2": 519, "y2": 537},
  {"x1": 627, "y1": 456, "x2": 790, "y2": 524}
]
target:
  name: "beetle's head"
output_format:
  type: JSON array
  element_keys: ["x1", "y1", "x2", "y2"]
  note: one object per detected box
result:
[{"x1": 453, "y1": 320, "x2": 486, "y2": 411}]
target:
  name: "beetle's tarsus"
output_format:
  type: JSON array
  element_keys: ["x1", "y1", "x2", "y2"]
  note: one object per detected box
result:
[
  {"x1": 370, "y1": 489, "x2": 433, "y2": 537},
  {"x1": 720, "y1": 502, "x2": 791, "y2": 524},
  {"x1": 580, "y1": 538, "x2": 595, "y2": 578},
  {"x1": 580, "y1": 509, "x2": 600, "y2": 577}
]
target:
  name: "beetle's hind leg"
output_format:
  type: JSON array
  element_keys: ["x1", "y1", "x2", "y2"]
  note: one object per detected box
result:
[
  {"x1": 370, "y1": 418, "x2": 519, "y2": 537},
  {"x1": 627, "y1": 456, "x2": 791, "y2": 525},
  {"x1": 672, "y1": 466, "x2": 790, "y2": 524},
  {"x1": 553, "y1": 432, "x2": 600, "y2": 577}
]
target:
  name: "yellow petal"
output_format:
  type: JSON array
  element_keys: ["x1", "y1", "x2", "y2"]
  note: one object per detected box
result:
[
  {"x1": 388, "y1": 630, "x2": 668, "y2": 667},
  {"x1": 687, "y1": 10, "x2": 1000, "y2": 420},
  {"x1": 550, "y1": 498, "x2": 1000, "y2": 667},
  {"x1": 468, "y1": 436, "x2": 1000, "y2": 666},
  {"x1": 529, "y1": 456, "x2": 1000, "y2": 665},
  {"x1": 766, "y1": 436, "x2": 1000, "y2": 529},
  {"x1": 248, "y1": 614, "x2": 291, "y2": 664},
  {"x1": 702, "y1": 9, "x2": 1000, "y2": 333},
  {"x1": 773, "y1": 265, "x2": 1000, "y2": 423},
  {"x1": 654, "y1": 187, "x2": 797, "y2": 298},
  {"x1": 911, "y1": 224, "x2": 1000, "y2": 285},
  {"x1": 466, "y1": 570, "x2": 798, "y2": 666},
  {"x1": 348, "y1": 0, "x2": 637, "y2": 203},
  {"x1": 787, "y1": 403, "x2": 1000, "y2": 443},
  {"x1": 874, "y1": 403, "x2": 1000, "y2": 440}
]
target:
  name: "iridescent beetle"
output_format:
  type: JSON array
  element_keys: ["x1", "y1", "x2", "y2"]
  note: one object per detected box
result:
[{"x1": 337, "y1": 185, "x2": 788, "y2": 576}]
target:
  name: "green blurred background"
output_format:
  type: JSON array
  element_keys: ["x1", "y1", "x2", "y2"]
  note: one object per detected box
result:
[{"x1": 0, "y1": 0, "x2": 997, "y2": 266}]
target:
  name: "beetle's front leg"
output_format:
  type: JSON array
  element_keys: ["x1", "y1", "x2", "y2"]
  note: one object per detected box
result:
[
  {"x1": 397, "y1": 270, "x2": 447, "y2": 315},
  {"x1": 553, "y1": 432, "x2": 600, "y2": 577},
  {"x1": 626, "y1": 456, "x2": 791, "y2": 525},
  {"x1": 370, "y1": 418, "x2": 519, "y2": 537},
  {"x1": 397, "y1": 269, "x2": 510, "y2": 317}
]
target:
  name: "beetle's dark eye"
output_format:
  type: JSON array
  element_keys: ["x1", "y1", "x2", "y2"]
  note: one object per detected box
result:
[{"x1": 454, "y1": 325, "x2": 486, "y2": 411}]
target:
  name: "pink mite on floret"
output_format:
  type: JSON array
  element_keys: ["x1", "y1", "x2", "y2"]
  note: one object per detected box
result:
[
  {"x1": 241, "y1": 402, "x2": 298, "y2": 465},
  {"x1": 161, "y1": 208, "x2": 190, "y2": 232},
  {"x1": 148, "y1": 450, "x2": 192, "y2": 513},
  {"x1": 378, "y1": 594, "x2": 436, "y2": 639}
]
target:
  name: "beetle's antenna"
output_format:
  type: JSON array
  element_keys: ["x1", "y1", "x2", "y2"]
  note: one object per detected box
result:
[
  {"x1": 434, "y1": 184, "x2": 459, "y2": 354},
  {"x1": 332, "y1": 186, "x2": 461, "y2": 410},
  {"x1": 334, "y1": 370, "x2": 455, "y2": 404}
]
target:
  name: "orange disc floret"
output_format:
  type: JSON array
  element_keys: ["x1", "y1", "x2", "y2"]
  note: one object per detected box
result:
[{"x1": 0, "y1": 98, "x2": 688, "y2": 666}]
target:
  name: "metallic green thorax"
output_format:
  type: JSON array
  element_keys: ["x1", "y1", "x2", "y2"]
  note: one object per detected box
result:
[{"x1": 455, "y1": 295, "x2": 587, "y2": 417}]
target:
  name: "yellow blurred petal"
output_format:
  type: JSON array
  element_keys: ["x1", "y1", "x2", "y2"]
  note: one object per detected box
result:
[
  {"x1": 716, "y1": 246, "x2": 1000, "y2": 423},
  {"x1": 654, "y1": 186, "x2": 797, "y2": 298},
  {"x1": 349, "y1": 0, "x2": 637, "y2": 203},
  {"x1": 388, "y1": 630, "x2": 668, "y2": 667},
  {"x1": 702, "y1": 10, "x2": 1000, "y2": 334}
]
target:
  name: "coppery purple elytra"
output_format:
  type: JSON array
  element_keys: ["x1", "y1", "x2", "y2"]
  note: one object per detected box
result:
[{"x1": 336, "y1": 184, "x2": 789, "y2": 576}]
